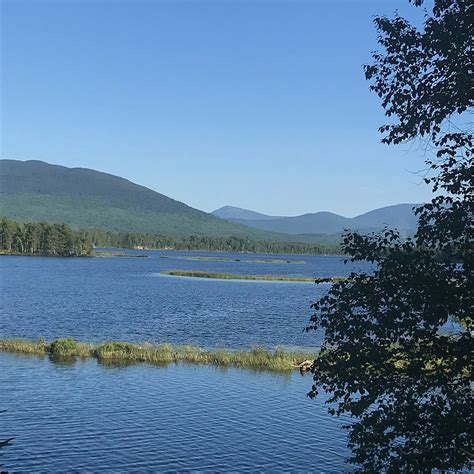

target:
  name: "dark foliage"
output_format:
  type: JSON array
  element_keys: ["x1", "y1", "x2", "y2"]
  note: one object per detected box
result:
[{"x1": 307, "y1": 1, "x2": 473, "y2": 471}]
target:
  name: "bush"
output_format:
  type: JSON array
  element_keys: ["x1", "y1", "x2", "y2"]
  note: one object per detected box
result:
[{"x1": 50, "y1": 338, "x2": 78, "y2": 357}]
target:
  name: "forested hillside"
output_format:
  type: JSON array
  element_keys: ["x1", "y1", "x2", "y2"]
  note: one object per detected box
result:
[{"x1": 0, "y1": 160, "x2": 339, "y2": 246}]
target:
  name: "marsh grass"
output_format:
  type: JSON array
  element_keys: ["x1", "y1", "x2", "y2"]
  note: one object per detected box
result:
[
  {"x1": 92, "y1": 251, "x2": 148, "y2": 258},
  {"x1": 179, "y1": 256, "x2": 233, "y2": 262},
  {"x1": 0, "y1": 338, "x2": 49, "y2": 354},
  {"x1": 160, "y1": 256, "x2": 306, "y2": 264},
  {"x1": 0, "y1": 338, "x2": 318, "y2": 372},
  {"x1": 161, "y1": 269, "x2": 346, "y2": 283}
]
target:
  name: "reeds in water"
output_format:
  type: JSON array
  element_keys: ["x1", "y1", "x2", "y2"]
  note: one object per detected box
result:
[{"x1": 0, "y1": 338, "x2": 318, "y2": 372}]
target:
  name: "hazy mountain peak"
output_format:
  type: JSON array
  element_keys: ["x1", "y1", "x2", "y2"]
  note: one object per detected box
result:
[
  {"x1": 214, "y1": 203, "x2": 420, "y2": 236},
  {"x1": 212, "y1": 206, "x2": 281, "y2": 221}
]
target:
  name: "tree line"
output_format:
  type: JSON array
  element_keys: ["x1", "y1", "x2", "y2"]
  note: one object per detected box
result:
[
  {"x1": 85, "y1": 228, "x2": 341, "y2": 255},
  {"x1": 0, "y1": 218, "x2": 92, "y2": 256},
  {"x1": 0, "y1": 217, "x2": 341, "y2": 256}
]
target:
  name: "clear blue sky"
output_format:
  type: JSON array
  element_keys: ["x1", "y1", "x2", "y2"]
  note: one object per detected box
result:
[{"x1": 1, "y1": 0, "x2": 433, "y2": 217}]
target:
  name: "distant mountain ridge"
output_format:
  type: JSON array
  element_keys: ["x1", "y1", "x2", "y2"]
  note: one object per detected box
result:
[
  {"x1": 212, "y1": 204, "x2": 419, "y2": 235},
  {"x1": 0, "y1": 160, "x2": 336, "y2": 245},
  {"x1": 213, "y1": 206, "x2": 282, "y2": 221},
  {"x1": 1, "y1": 160, "x2": 418, "y2": 241}
]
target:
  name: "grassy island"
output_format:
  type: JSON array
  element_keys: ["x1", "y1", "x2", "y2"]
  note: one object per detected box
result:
[
  {"x1": 92, "y1": 251, "x2": 148, "y2": 258},
  {"x1": 160, "y1": 255, "x2": 234, "y2": 262},
  {"x1": 161, "y1": 269, "x2": 346, "y2": 283},
  {"x1": 0, "y1": 338, "x2": 317, "y2": 372},
  {"x1": 160, "y1": 255, "x2": 306, "y2": 264}
]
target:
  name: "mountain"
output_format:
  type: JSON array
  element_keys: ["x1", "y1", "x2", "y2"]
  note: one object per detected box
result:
[
  {"x1": 352, "y1": 204, "x2": 419, "y2": 231},
  {"x1": 0, "y1": 160, "x2": 335, "y2": 244},
  {"x1": 212, "y1": 204, "x2": 419, "y2": 235},
  {"x1": 0, "y1": 160, "x2": 258, "y2": 238},
  {"x1": 213, "y1": 205, "x2": 282, "y2": 221}
]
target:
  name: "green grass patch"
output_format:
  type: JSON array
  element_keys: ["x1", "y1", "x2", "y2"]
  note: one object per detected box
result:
[
  {"x1": 49, "y1": 338, "x2": 94, "y2": 357},
  {"x1": 0, "y1": 338, "x2": 49, "y2": 354},
  {"x1": 0, "y1": 338, "x2": 318, "y2": 372}
]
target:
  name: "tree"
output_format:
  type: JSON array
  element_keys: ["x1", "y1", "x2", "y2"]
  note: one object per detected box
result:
[
  {"x1": 0, "y1": 218, "x2": 17, "y2": 251},
  {"x1": 307, "y1": 1, "x2": 473, "y2": 471}
]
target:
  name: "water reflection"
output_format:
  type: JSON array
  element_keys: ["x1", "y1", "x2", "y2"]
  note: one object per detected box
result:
[
  {"x1": 48, "y1": 354, "x2": 78, "y2": 367},
  {"x1": 45, "y1": 352, "x2": 295, "y2": 382}
]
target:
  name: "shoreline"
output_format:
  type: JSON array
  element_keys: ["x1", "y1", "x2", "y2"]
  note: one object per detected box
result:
[
  {"x1": 0, "y1": 248, "x2": 346, "y2": 258},
  {"x1": 0, "y1": 250, "x2": 148, "y2": 258},
  {"x1": 0, "y1": 338, "x2": 318, "y2": 373}
]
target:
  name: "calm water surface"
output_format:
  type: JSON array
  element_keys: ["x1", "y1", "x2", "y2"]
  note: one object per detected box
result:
[
  {"x1": 0, "y1": 250, "x2": 372, "y2": 349},
  {"x1": 0, "y1": 251, "x2": 370, "y2": 471},
  {"x1": 0, "y1": 353, "x2": 351, "y2": 472}
]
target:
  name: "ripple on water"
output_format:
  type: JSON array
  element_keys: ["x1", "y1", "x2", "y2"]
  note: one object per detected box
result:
[
  {"x1": 0, "y1": 353, "x2": 351, "y2": 472},
  {"x1": 0, "y1": 252, "x2": 373, "y2": 349}
]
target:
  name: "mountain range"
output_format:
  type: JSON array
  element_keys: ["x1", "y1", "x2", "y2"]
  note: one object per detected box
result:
[
  {"x1": 0, "y1": 160, "x2": 332, "y2": 244},
  {"x1": 0, "y1": 160, "x2": 419, "y2": 240},
  {"x1": 212, "y1": 204, "x2": 419, "y2": 236}
]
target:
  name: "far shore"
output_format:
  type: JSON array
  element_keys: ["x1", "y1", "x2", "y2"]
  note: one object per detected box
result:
[
  {"x1": 0, "y1": 248, "x2": 346, "y2": 258},
  {"x1": 0, "y1": 250, "x2": 148, "y2": 258}
]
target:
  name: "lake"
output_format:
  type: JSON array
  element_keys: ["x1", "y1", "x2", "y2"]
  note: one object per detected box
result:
[
  {"x1": 0, "y1": 251, "x2": 371, "y2": 471},
  {"x1": 0, "y1": 250, "x2": 372, "y2": 349},
  {"x1": 0, "y1": 353, "x2": 352, "y2": 472}
]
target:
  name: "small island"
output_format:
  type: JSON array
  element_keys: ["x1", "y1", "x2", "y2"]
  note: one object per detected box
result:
[
  {"x1": 160, "y1": 255, "x2": 306, "y2": 264},
  {"x1": 160, "y1": 269, "x2": 345, "y2": 283},
  {"x1": 92, "y1": 251, "x2": 148, "y2": 258}
]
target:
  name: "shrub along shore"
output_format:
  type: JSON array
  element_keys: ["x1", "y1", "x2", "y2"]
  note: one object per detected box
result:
[{"x1": 0, "y1": 338, "x2": 317, "y2": 372}]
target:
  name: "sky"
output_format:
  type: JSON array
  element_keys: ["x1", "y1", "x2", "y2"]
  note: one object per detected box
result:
[{"x1": 1, "y1": 0, "x2": 434, "y2": 217}]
